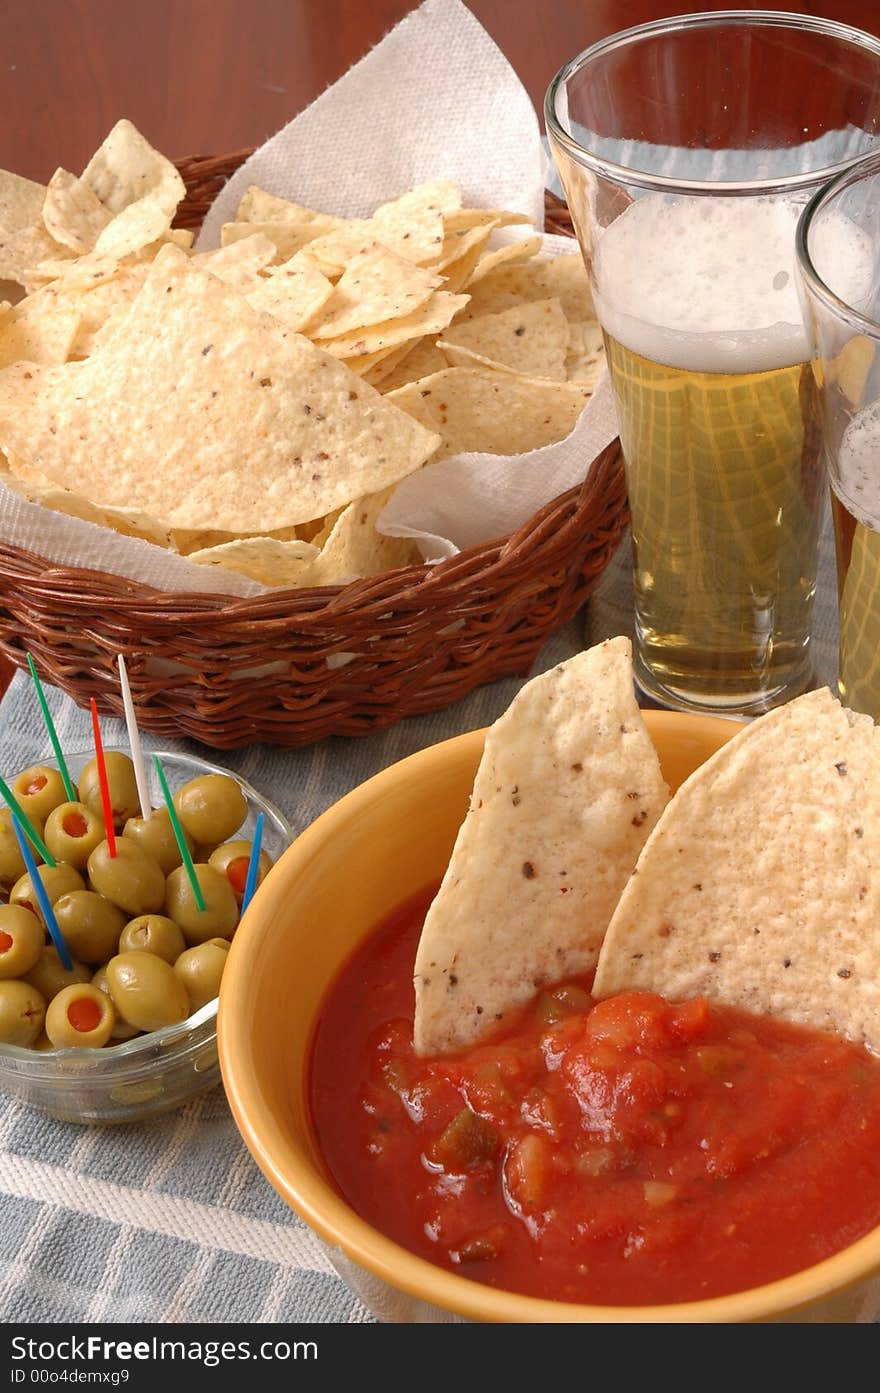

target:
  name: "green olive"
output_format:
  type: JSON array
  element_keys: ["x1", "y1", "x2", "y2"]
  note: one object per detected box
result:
[
  {"x1": 164, "y1": 864, "x2": 239, "y2": 944},
  {"x1": 11, "y1": 863, "x2": 85, "y2": 924},
  {"x1": 54, "y1": 891, "x2": 126, "y2": 964},
  {"x1": 78, "y1": 752, "x2": 140, "y2": 830},
  {"x1": 173, "y1": 940, "x2": 229, "y2": 1011},
  {"x1": 123, "y1": 807, "x2": 192, "y2": 876},
  {"x1": 105, "y1": 951, "x2": 190, "y2": 1032},
  {"x1": 119, "y1": 915, "x2": 185, "y2": 964},
  {"x1": 0, "y1": 980, "x2": 46, "y2": 1046},
  {"x1": 87, "y1": 839, "x2": 165, "y2": 916},
  {"x1": 31, "y1": 1032, "x2": 56, "y2": 1052},
  {"x1": 10, "y1": 765, "x2": 68, "y2": 825},
  {"x1": 0, "y1": 807, "x2": 42, "y2": 885},
  {"x1": 0, "y1": 904, "x2": 44, "y2": 979},
  {"x1": 45, "y1": 983, "x2": 115, "y2": 1049},
  {"x1": 24, "y1": 947, "x2": 90, "y2": 1003},
  {"x1": 92, "y1": 966, "x2": 140, "y2": 1041},
  {"x1": 209, "y1": 840, "x2": 273, "y2": 902},
  {"x1": 173, "y1": 774, "x2": 247, "y2": 846},
  {"x1": 44, "y1": 801, "x2": 106, "y2": 870}
]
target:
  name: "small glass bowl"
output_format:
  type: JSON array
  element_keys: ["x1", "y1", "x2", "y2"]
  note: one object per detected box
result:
[{"x1": 0, "y1": 749, "x2": 291, "y2": 1124}]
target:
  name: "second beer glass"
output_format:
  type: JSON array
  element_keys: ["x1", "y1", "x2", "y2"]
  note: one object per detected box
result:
[{"x1": 546, "y1": 12, "x2": 880, "y2": 714}]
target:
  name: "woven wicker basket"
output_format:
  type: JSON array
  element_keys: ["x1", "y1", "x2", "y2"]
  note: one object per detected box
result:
[{"x1": 0, "y1": 154, "x2": 626, "y2": 748}]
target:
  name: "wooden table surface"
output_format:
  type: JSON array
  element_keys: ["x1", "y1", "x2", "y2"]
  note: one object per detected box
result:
[{"x1": 1, "y1": 0, "x2": 879, "y2": 698}]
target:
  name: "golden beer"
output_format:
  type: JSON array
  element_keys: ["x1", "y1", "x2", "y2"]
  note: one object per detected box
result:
[
  {"x1": 605, "y1": 333, "x2": 824, "y2": 710},
  {"x1": 589, "y1": 192, "x2": 854, "y2": 712}
]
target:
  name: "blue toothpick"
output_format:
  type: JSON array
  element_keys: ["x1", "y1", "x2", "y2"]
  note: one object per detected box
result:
[
  {"x1": 240, "y1": 813, "x2": 264, "y2": 915},
  {"x1": 10, "y1": 814, "x2": 73, "y2": 970}
]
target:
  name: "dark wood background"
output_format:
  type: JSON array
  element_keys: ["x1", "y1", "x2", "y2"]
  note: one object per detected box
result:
[
  {"x1": 1, "y1": 0, "x2": 879, "y2": 700},
  {"x1": 4, "y1": 1, "x2": 880, "y2": 180}
]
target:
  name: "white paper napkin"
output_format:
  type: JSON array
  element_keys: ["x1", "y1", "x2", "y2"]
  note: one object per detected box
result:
[
  {"x1": 0, "y1": 0, "x2": 618, "y2": 591},
  {"x1": 197, "y1": 0, "x2": 546, "y2": 242}
]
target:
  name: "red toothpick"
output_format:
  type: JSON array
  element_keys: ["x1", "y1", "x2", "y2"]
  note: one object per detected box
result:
[{"x1": 90, "y1": 698, "x2": 117, "y2": 858}]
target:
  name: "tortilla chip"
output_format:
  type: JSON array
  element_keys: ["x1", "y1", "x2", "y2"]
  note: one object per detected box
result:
[
  {"x1": 188, "y1": 535, "x2": 319, "y2": 586},
  {"x1": 0, "y1": 244, "x2": 442, "y2": 533},
  {"x1": 387, "y1": 366, "x2": 591, "y2": 456},
  {"x1": 467, "y1": 234, "x2": 542, "y2": 286},
  {"x1": 376, "y1": 338, "x2": 450, "y2": 393},
  {"x1": 442, "y1": 209, "x2": 530, "y2": 233},
  {"x1": 0, "y1": 290, "x2": 81, "y2": 368},
  {"x1": 245, "y1": 255, "x2": 335, "y2": 333},
  {"x1": 0, "y1": 170, "x2": 64, "y2": 284},
  {"x1": 234, "y1": 186, "x2": 343, "y2": 236},
  {"x1": 193, "y1": 234, "x2": 279, "y2": 288},
  {"x1": 302, "y1": 484, "x2": 417, "y2": 583},
  {"x1": 343, "y1": 344, "x2": 403, "y2": 378},
  {"x1": 28, "y1": 249, "x2": 123, "y2": 292},
  {"x1": 593, "y1": 688, "x2": 880, "y2": 1052},
  {"x1": 41, "y1": 169, "x2": 112, "y2": 253},
  {"x1": 319, "y1": 291, "x2": 468, "y2": 360},
  {"x1": 81, "y1": 119, "x2": 185, "y2": 217},
  {"x1": 169, "y1": 523, "x2": 301, "y2": 556},
  {"x1": 463, "y1": 252, "x2": 595, "y2": 324},
  {"x1": 305, "y1": 182, "x2": 457, "y2": 275},
  {"x1": 362, "y1": 341, "x2": 435, "y2": 390},
  {"x1": 412, "y1": 638, "x2": 669, "y2": 1054},
  {"x1": 220, "y1": 220, "x2": 331, "y2": 265},
  {"x1": 68, "y1": 263, "x2": 152, "y2": 357},
  {"x1": 431, "y1": 222, "x2": 498, "y2": 274},
  {"x1": 438, "y1": 297, "x2": 569, "y2": 381},
  {"x1": 0, "y1": 170, "x2": 45, "y2": 235},
  {"x1": 93, "y1": 197, "x2": 173, "y2": 260},
  {"x1": 310, "y1": 245, "x2": 441, "y2": 339}
]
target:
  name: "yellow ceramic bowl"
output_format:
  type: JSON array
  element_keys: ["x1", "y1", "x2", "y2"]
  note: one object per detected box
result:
[{"x1": 219, "y1": 710, "x2": 880, "y2": 1322}]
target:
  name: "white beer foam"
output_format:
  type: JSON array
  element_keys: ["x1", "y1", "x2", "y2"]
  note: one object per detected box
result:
[
  {"x1": 835, "y1": 400, "x2": 880, "y2": 531},
  {"x1": 594, "y1": 194, "x2": 874, "y2": 374}
]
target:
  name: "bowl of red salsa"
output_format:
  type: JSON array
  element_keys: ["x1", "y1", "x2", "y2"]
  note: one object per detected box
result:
[{"x1": 218, "y1": 711, "x2": 880, "y2": 1322}]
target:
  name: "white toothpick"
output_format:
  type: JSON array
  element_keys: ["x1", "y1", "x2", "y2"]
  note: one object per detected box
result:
[{"x1": 118, "y1": 653, "x2": 152, "y2": 820}]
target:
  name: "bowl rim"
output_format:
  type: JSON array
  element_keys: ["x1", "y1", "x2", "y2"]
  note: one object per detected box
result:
[
  {"x1": 0, "y1": 746, "x2": 292, "y2": 1068},
  {"x1": 219, "y1": 710, "x2": 880, "y2": 1322}
]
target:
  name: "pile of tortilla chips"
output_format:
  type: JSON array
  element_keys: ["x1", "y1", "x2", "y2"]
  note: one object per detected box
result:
[{"x1": 0, "y1": 120, "x2": 604, "y2": 589}]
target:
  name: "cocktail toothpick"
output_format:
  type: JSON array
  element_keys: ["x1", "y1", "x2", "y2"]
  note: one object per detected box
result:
[
  {"x1": 240, "y1": 812, "x2": 264, "y2": 916},
  {"x1": 152, "y1": 753, "x2": 206, "y2": 911},
  {"x1": 0, "y1": 776, "x2": 55, "y2": 866},
  {"x1": 26, "y1": 653, "x2": 75, "y2": 802},
  {"x1": 89, "y1": 698, "x2": 117, "y2": 857},
  {"x1": 10, "y1": 815, "x2": 72, "y2": 969},
  {"x1": 117, "y1": 654, "x2": 151, "y2": 821}
]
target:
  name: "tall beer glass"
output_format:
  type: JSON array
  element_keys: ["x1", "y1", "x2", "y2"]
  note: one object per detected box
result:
[
  {"x1": 797, "y1": 150, "x2": 880, "y2": 721},
  {"x1": 546, "y1": 12, "x2": 880, "y2": 715}
]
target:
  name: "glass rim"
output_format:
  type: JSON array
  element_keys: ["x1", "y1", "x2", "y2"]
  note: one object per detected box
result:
[
  {"x1": 544, "y1": 9, "x2": 880, "y2": 197},
  {"x1": 796, "y1": 148, "x2": 880, "y2": 340}
]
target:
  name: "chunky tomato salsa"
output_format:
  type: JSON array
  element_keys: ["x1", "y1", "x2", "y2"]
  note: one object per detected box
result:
[{"x1": 309, "y1": 889, "x2": 880, "y2": 1306}]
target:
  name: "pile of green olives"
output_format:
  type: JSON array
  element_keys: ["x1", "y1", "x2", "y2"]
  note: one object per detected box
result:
[{"x1": 0, "y1": 755, "x2": 273, "y2": 1051}]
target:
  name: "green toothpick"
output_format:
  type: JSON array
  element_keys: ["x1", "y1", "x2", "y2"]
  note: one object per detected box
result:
[
  {"x1": 26, "y1": 653, "x2": 76, "y2": 802},
  {"x1": 0, "y1": 775, "x2": 56, "y2": 866},
  {"x1": 152, "y1": 754, "x2": 206, "y2": 911}
]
